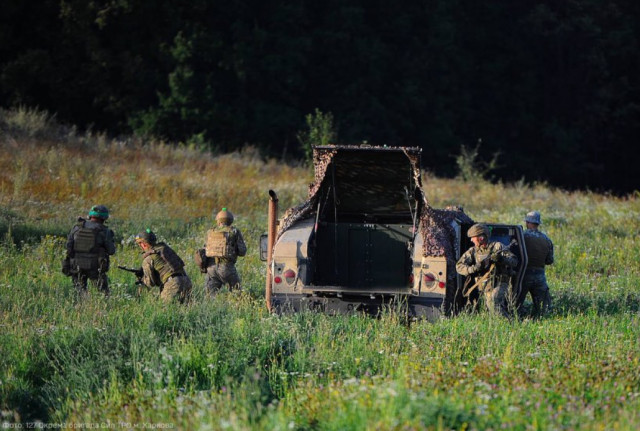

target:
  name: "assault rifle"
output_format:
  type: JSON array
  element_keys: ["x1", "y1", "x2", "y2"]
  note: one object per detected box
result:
[{"x1": 117, "y1": 265, "x2": 147, "y2": 297}]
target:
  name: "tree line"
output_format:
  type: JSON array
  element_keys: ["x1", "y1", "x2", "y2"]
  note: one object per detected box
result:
[{"x1": 1, "y1": 0, "x2": 639, "y2": 193}]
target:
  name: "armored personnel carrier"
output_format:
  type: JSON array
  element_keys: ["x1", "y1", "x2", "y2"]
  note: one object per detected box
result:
[{"x1": 261, "y1": 145, "x2": 528, "y2": 318}]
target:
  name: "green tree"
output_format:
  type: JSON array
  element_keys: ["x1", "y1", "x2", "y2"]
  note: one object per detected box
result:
[{"x1": 296, "y1": 109, "x2": 337, "y2": 164}]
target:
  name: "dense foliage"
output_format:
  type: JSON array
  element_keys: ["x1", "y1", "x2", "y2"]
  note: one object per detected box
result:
[
  {"x1": 1, "y1": 113, "x2": 640, "y2": 429},
  {"x1": 1, "y1": 1, "x2": 639, "y2": 192}
]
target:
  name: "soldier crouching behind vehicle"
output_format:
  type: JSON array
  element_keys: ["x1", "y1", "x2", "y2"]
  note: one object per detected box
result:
[
  {"x1": 135, "y1": 229, "x2": 192, "y2": 304},
  {"x1": 63, "y1": 205, "x2": 116, "y2": 298},
  {"x1": 198, "y1": 207, "x2": 247, "y2": 296},
  {"x1": 456, "y1": 223, "x2": 518, "y2": 317}
]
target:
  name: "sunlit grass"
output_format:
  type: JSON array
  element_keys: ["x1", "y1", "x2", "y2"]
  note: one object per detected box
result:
[{"x1": 1, "y1": 108, "x2": 640, "y2": 429}]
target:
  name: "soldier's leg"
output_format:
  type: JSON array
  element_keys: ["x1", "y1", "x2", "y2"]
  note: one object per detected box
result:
[
  {"x1": 486, "y1": 283, "x2": 509, "y2": 317},
  {"x1": 96, "y1": 272, "x2": 110, "y2": 296},
  {"x1": 205, "y1": 265, "x2": 223, "y2": 297},
  {"x1": 531, "y1": 278, "x2": 551, "y2": 317},
  {"x1": 73, "y1": 272, "x2": 89, "y2": 299},
  {"x1": 179, "y1": 276, "x2": 193, "y2": 304},
  {"x1": 160, "y1": 278, "x2": 181, "y2": 303},
  {"x1": 219, "y1": 264, "x2": 240, "y2": 291}
]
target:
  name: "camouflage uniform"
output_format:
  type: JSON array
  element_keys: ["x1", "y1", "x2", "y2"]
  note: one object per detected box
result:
[
  {"x1": 140, "y1": 242, "x2": 192, "y2": 304},
  {"x1": 456, "y1": 241, "x2": 518, "y2": 316},
  {"x1": 523, "y1": 229, "x2": 554, "y2": 316},
  {"x1": 65, "y1": 217, "x2": 115, "y2": 297},
  {"x1": 205, "y1": 225, "x2": 247, "y2": 295}
]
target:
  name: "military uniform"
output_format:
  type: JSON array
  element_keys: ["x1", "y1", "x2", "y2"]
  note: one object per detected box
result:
[
  {"x1": 204, "y1": 224, "x2": 247, "y2": 295},
  {"x1": 140, "y1": 242, "x2": 192, "y2": 304},
  {"x1": 456, "y1": 241, "x2": 518, "y2": 316},
  {"x1": 65, "y1": 210, "x2": 116, "y2": 297},
  {"x1": 523, "y1": 228, "x2": 554, "y2": 315}
]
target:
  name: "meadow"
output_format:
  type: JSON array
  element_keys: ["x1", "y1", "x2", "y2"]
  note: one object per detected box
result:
[{"x1": 1, "y1": 108, "x2": 639, "y2": 430}]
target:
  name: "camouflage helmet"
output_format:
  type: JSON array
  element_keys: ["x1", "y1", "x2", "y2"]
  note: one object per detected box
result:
[
  {"x1": 135, "y1": 228, "x2": 157, "y2": 245},
  {"x1": 467, "y1": 223, "x2": 489, "y2": 238},
  {"x1": 88, "y1": 204, "x2": 109, "y2": 220},
  {"x1": 525, "y1": 210, "x2": 541, "y2": 225},
  {"x1": 215, "y1": 207, "x2": 234, "y2": 225}
]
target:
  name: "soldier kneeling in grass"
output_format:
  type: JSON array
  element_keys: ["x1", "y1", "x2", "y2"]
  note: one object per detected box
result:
[{"x1": 135, "y1": 229, "x2": 192, "y2": 304}]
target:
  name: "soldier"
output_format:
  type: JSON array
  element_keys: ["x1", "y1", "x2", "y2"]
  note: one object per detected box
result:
[
  {"x1": 522, "y1": 211, "x2": 554, "y2": 316},
  {"x1": 202, "y1": 207, "x2": 247, "y2": 296},
  {"x1": 135, "y1": 229, "x2": 192, "y2": 304},
  {"x1": 456, "y1": 223, "x2": 518, "y2": 316},
  {"x1": 63, "y1": 204, "x2": 116, "y2": 298}
]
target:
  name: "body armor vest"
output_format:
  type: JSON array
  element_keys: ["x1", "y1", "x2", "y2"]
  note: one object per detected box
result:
[
  {"x1": 73, "y1": 220, "x2": 105, "y2": 270},
  {"x1": 146, "y1": 244, "x2": 185, "y2": 284}
]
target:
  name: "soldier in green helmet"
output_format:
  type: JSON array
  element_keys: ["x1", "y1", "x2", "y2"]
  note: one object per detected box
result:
[
  {"x1": 456, "y1": 223, "x2": 518, "y2": 316},
  {"x1": 135, "y1": 229, "x2": 192, "y2": 304},
  {"x1": 200, "y1": 207, "x2": 247, "y2": 296},
  {"x1": 63, "y1": 204, "x2": 116, "y2": 298}
]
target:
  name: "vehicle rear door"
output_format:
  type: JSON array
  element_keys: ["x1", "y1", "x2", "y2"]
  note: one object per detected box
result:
[{"x1": 485, "y1": 224, "x2": 528, "y2": 307}]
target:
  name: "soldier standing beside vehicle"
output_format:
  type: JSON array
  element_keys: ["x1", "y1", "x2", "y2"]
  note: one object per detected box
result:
[
  {"x1": 135, "y1": 229, "x2": 192, "y2": 304},
  {"x1": 63, "y1": 205, "x2": 116, "y2": 298},
  {"x1": 199, "y1": 208, "x2": 247, "y2": 296},
  {"x1": 456, "y1": 223, "x2": 518, "y2": 316},
  {"x1": 522, "y1": 211, "x2": 554, "y2": 316}
]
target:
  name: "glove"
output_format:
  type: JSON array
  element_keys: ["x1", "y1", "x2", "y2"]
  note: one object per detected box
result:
[{"x1": 490, "y1": 253, "x2": 499, "y2": 263}]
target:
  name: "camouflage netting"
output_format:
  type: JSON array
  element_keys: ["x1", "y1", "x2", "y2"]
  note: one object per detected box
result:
[
  {"x1": 419, "y1": 205, "x2": 475, "y2": 284},
  {"x1": 276, "y1": 145, "x2": 474, "y2": 281}
]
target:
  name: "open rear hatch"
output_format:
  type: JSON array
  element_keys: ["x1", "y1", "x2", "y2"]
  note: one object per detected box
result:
[{"x1": 310, "y1": 145, "x2": 423, "y2": 291}]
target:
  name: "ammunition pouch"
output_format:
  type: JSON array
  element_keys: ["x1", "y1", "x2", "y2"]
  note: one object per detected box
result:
[
  {"x1": 62, "y1": 257, "x2": 72, "y2": 276},
  {"x1": 72, "y1": 254, "x2": 99, "y2": 271},
  {"x1": 194, "y1": 248, "x2": 208, "y2": 273}
]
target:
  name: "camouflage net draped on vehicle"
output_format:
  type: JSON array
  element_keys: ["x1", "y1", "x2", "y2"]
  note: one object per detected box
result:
[{"x1": 276, "y1": 146, "x2": 474, "y2": 275}]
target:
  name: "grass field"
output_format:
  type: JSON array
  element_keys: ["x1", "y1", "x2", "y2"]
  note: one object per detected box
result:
[{"x1": 1, "y1": 109, "x2": 640, "y2": 430}]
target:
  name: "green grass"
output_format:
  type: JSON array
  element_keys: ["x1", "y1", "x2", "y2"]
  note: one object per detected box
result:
[{"x1": 1, "y1": 109, "x2": 640, "y2": 429}]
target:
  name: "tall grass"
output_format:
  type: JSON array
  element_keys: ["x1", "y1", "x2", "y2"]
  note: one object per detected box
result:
[{"x1": 1, "y1": 108, "x2": 640, "y2": 429}]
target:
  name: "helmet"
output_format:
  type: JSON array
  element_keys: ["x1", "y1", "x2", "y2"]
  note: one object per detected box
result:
[
  {"x1": 135, "y1": 228, "x2": 157, "y2": 245},
  {"x1": 215, "y1": 207, "x2": 234, "y2": 225},
  {"x1": 88, "y1": 205, "x2": 109, "y2": 220},
  {"x1": 525, "y1": 211, "x2": 541, "y2": 225},
  {"x1": 467, "y1": 223, "x2": 489, "y2": 238}
]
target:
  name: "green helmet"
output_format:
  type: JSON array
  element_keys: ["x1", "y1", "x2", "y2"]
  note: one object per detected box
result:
[
  {"x1": 135, "y1": 228, "x2": 157, "y2": 245},
  {"x1": 467, "y1": 223, "x2": 489, "y2": 238},
  {"x1": 216, "y1": 207, "x2": 234, "y2": 225},
  {"x1": 88, "y1": 205, "x2": 109, "y2": 220}
]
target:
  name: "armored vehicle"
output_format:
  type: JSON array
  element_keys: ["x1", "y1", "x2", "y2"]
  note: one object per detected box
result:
[{"x1": 262, "y1": 145, "x2": 528, "y2": 318}]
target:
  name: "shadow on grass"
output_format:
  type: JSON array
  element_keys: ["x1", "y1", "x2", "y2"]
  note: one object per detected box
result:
[{"x1": 547, "y1": 289, "x2": 640, "y2": 317}]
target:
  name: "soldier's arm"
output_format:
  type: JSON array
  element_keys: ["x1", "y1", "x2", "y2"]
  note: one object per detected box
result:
[
  {"x1": 545, "y1": 236, "x2": 554, "y2": 265},
  {"x1": 236, "y1": 229, "x2": 247, "y2": 257},
  {"x1": 66, "y1": 226, "x2": 78, "y2": 256},
  {"x1": 456, "y1": 250, "x2": 480, "y2": 276},
  {"x1": 105, "y1": 229, "x2": 116, "y2": 255},
  {"x1": 495, "y1": 243, "x2": 518, "y2": 267},
  {"x1": 141, "y1": 257, "x2": 160, "y2": 288}
]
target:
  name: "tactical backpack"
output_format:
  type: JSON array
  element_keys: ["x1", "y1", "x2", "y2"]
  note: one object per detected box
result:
[{"x1": 205, "y1": 228, "x2": 238, "y2": 258}]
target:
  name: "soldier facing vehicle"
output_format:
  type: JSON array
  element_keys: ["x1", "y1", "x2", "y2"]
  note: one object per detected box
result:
[
  {"x1": 197, "y1": 207, "x2": 247, "y2": 296},
  {"x1": 63, "y1": 205, "x2": 116, "y2": 298}
]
